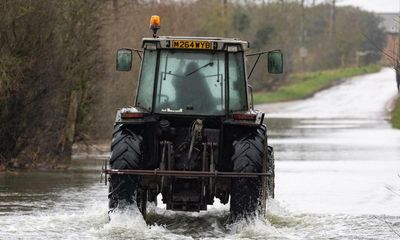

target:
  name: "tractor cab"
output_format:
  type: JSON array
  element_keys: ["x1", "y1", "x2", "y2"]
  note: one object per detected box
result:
[{"x1": 116, "y1": 16, "x2": 282, "y2": 119}]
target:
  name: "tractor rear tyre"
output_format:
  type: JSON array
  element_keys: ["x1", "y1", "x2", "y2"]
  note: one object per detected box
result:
[
  {"x1": 230, "y1": 127, "x2": 266, "y2": 218},
  {"x1": 108, "y1": 125, "x2": 146, "y2": 216}
]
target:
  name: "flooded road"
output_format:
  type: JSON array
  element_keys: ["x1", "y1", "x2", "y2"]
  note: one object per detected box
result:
[{"x1": 1, "y1": 68, "x2": 400, "y2": 239}]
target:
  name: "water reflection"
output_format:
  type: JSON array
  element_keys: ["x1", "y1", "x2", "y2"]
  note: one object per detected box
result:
[
  {"x1": 0, "y1": 160, "x2": 104, "y2": 215},
  {"x1": 268, "y1": 118, "x2": 400, "y2": 162}
]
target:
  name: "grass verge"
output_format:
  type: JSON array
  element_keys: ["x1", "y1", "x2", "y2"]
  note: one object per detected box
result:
[
  {"x1": 254, "y1": 65, "x2": 381, "y2": 104},
  {"x1": 392, "y1": 96, "x2": 400, "y2": 129}
]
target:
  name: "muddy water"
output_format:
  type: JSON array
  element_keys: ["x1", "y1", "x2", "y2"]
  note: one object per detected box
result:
[{"x1": 1, "y1": 68, "x2": 400, "y2": 239}]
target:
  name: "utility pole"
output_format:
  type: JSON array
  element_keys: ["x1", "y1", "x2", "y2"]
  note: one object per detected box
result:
[
  {"x1": 396, "y1": 5, "x2": 400, "y2": 92},
  {"x1": 329, "y1": 0, "x2": 338, "y2": 66},
  {"x1": 329, "y1": 0, "x2": 336, "y2": 41},
  {"x1": 301, "y1": 0, "x2": 305, "y2": 46},
  {"x1": 222, "y1": 0, "x2": 228, "y2": 17},
  {"x1": 222, "y1": 0, "x2": 228, "y2": 36},
  {"x1": 112, "y1": 0, "x2": 119, "y2": 20},
  {"x1": 300, "y1": 0, "x2": 306, "y2": 71}
]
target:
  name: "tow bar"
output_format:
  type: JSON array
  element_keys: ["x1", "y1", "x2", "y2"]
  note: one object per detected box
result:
[{"x1": 101, "y1": 168, "x2": 272, "y2": 185}]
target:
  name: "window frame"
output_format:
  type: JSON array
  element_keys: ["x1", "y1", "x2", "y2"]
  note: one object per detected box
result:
[
  {"x1": 227, "y1": 51, "x2": 249, "y2": 112},
  {"x1": 134, "y1": 49, "x2": 159, "y2": 111}
]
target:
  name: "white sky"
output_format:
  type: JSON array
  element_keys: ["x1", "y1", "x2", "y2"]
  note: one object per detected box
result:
[{"x1": 334, "y1": 0, "x2": 399, "y2": 13}]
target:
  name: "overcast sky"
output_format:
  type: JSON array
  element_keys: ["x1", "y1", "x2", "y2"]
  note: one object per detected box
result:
[{"x1": 334, "y1": 0, "x2": 399, "y2": 13}]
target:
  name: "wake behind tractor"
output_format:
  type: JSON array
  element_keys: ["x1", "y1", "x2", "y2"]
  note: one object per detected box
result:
[{"x1": 103, "y1": 15, "x2": 283, "y2": 219}]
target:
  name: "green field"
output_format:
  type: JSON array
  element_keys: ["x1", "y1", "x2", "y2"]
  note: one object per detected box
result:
[
  {"x1": 392, "y1": 97, "x2": 400, "y2": 129},
  {"x1": 254, "y1": 65, "x2": 381, "y2": 104}
]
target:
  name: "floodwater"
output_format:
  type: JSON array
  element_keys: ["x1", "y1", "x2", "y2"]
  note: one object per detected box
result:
[{"x1": 1, "y1": 68, "x2": 400, "y2": 239}]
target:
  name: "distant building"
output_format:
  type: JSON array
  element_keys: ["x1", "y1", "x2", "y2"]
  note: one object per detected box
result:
[
  {"x1": 377, "y1": 13, "x2": 399, "y2": 66},
  {"x1": 379, "y1": 13, "x2": 399, "y2": 33}
]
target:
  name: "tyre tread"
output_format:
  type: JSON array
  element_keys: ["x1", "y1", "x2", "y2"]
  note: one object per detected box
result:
[
  {"x1": 108, "y1": 125, "x2": 142, "y2": 210},
  {"x1": 230, "y1": 127, "x2": 266, "y2": 218}
]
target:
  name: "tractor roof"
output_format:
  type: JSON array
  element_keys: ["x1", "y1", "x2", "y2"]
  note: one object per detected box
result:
[{"x1": 142, "y1": 36, "x2": 250, "y2": 51}]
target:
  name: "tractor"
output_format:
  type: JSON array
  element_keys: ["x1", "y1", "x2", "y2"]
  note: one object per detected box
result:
[{"x1": 103, "y1": 15, "x2": 283, "y2": 219}]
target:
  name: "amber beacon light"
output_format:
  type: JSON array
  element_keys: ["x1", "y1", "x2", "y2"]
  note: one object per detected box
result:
[{"x1": 150, "y1": 15, "x2": 161, "y2": 38}]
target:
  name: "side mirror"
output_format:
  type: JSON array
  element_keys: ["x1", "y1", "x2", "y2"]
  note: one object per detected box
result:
[
  {"x1": 267, "y1": 50, "x2": 283, "y2": 74},
  {"x1": 116, "y1": 48, "x2": 133, "y2": 71}
]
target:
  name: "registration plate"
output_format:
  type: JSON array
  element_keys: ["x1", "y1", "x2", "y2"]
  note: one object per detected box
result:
[{"x1": 172, "y1": 40, "x2": 212, "y2": 49}]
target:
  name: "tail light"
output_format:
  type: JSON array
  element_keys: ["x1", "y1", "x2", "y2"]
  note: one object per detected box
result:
[
  {"x1": 232, "y1": 113, "x2": 257, "y2": 121},
  {"x1": 121, "y1": 112, "x2": 144, "y2": 119}
]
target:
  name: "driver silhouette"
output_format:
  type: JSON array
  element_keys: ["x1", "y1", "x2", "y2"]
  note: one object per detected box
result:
[{"x1": 173, "y1": 62, "x2": 214, "y2": 112}]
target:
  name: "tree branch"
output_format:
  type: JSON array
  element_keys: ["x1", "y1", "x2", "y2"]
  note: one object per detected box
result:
[{"x1": 361, "y1": 32, "x2": 397, "y2": 64}]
